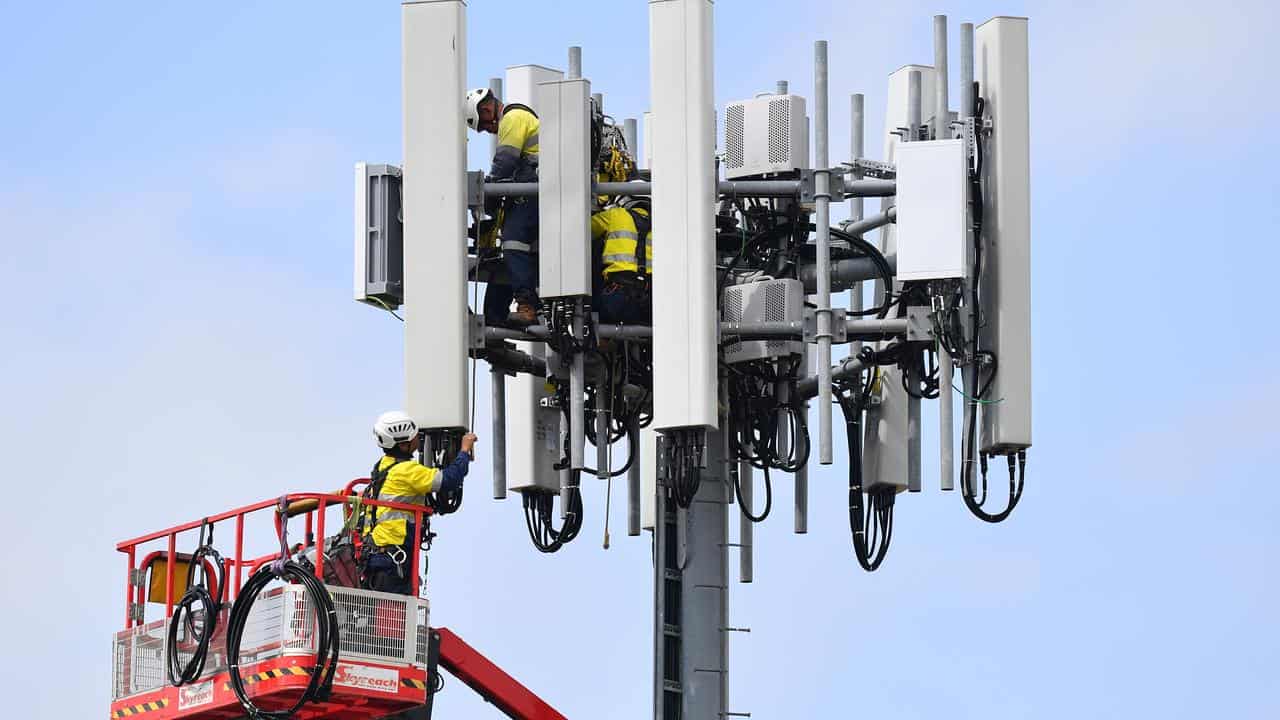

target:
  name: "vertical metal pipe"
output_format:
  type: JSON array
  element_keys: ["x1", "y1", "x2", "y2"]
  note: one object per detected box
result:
[
  {"x1": 795, "y1": 402, "x2": 809, "y2": 534},
  {"x1": 592, "y1": 92, "x2": 604, "y2": 114},
  {"x1": 571, "y1": 301, "x2": 586, "y2": 471},
  {"x1": 489, "y1": 77, "x2": 503, "y2": 155},
  {"x1": 908, "y1": 70, "x2": 923, "y2": 142},
  {"x1": 491, "y1": 368, "x2": 507, "y2": 499},
  {"x1": 849, "y1": 93, "x2": 865, "y2": 360},
  {"x1": 738, "y1": 460, "x2": 753, "y2": 582},
  {"x1": 960, "y1": 24, "x2": 974, "y2": 122},
  {"x1": 940, "y1": 345, "x2": 955, "y2": 491},
  {"x1": 560, "y1": 414, "x2": 572, "y2": 518},
  {"x1": 776, "y1": 79, "x2": 788, "y2": 95},
  {"x1": 568, "y1": 46, "x2": 582, "y2": 80},
  {"x1": 933, "y1": 15, "x2": 949, "y2": 140},
  {"x1": 596, "y1": 378, "x2": 609, "y2": 479},
  {"x1": 623, "y1": 118, "x2": 638, "y2": 161},
  {"x1": 628, "y1": 415, "x2": 641, "y2": 536},
  {"x1": 814, "y1": 41, "x2": 833, "y2": 465}
]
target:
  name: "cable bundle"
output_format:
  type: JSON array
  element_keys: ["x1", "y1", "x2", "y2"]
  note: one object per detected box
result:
[
  {"x1": 725, "y1": 357, "x2": 810, "y2": 523},
  {"x1": 166, "y1": 521, "x2": 225, "y2": 686},
  {"x1": 226, "y1": 509, "x2": 339, "y2": 719},
  {"x1": 522, "y1": 481, "x2": 584, "y2": 553},
  {"x1": 835, "y1": 370, "x2": 896, "y2": 572}
]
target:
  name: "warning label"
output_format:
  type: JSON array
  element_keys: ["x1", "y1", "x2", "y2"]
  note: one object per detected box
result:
[
  {"x1": 178, "y1": 680, "x2": 214, "y2": 710},
  {"x1": 333, "y1": 663, "x2": 400, "y2": 695}
]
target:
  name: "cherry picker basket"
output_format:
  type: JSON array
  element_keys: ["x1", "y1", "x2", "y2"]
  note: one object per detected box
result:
[{"x1": 109, "y1": 488, "x2": 436, "y2": 720}]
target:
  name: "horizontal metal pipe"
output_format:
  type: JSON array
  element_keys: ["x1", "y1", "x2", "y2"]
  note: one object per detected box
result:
[
  {"x1": 799, "y1": 253, "x2": 898, "y2": 293},
  {"x1": 847, "y1": 318, "x2": 908, "y2": 334},
  {"x1": 486, "y1": 317, "x2": 907, "y2": 346},
  {"x1": 483, "y1": 178, "x2": 894, "y2": 200},
  {"x1": 841, "y1": 207, "x2": 896, "y2": 237},
  {"x1": 796, "y1": 356, "x2": 870, "y2": 400}
]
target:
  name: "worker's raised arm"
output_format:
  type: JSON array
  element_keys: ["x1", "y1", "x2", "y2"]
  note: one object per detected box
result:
[{"x1": 432, "y1": 432, "x2": 477, "y2": 494}]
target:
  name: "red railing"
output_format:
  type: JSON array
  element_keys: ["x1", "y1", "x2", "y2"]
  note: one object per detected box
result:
[{"x1": 116, "y1": 482, "x2": 431, "y2": 629}]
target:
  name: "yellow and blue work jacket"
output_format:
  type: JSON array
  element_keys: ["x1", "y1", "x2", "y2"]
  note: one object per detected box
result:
[
  {"x1": 490, "y1": 104, "x2": 540, "y2": 252},
  {"x1": 491, "y1": 104, "x2": 539, "y2": 182},
  {"x1": 591, "y1": 207, "x2": 653, "y2": 279},
  {"x1": 367, "y1": 453, "x2": 469, "y2": 547}
]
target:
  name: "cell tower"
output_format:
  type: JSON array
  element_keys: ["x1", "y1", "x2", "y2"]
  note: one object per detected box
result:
[
  {"x1": 104, "y1": 3, "x2": 1029, "y2": 720},
  {"x1": 351, "y1": 3, "x2": 1031, "y2": 718}
]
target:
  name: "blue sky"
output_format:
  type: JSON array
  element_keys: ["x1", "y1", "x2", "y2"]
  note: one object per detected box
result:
[{"x1": 2, "y1": 1, "x2": 1278, "y2": 717}]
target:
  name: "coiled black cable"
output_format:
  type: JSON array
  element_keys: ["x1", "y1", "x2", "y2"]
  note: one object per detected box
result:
[
  {"x1": 734, "y1": 463, "x2": 773, "y2": 523},
  {"x1": 836, "y1": 371, "x2": 895, "y2": 571},
  {"x1": 166, "y1": 523, "x2": 225, "y2": 687},
  {"x1": 522, "y1": 478, "x2": 584, "y2": 553},
  {"x1": 225, "y1": 561, "x2": 340, "y2": 718}
]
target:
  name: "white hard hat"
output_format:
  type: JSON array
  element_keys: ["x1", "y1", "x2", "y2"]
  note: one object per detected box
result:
[
  {"x1": 465, "y1": 87, "x2": 494, "y2": 130},
  {"x1": 373, "y1": 411, "x2": 418, "y2": 449}
]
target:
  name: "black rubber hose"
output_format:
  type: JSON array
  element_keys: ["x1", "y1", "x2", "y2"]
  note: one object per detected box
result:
[
  {"x1": 166, "y1": 543, "x2": 225, "y2": 687},
  {"x1": 225, "y1": 562, "x2": 340, "y2": 719}
]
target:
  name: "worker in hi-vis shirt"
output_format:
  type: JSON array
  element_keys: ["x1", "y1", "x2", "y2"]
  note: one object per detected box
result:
[
  {"x1": 591, "y1": 197, "x2": 653, "y2": 325},
  {"x1": 466, "y1": 87, "x2": 541, "y2": 326},
  {"x1": 363, "y1": 411, "x2": 476, "y2": 594}
]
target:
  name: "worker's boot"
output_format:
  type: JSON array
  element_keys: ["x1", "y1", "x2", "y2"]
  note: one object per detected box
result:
[{"x1": 513, "y1": 302, "x2": 538, "y2": 325}]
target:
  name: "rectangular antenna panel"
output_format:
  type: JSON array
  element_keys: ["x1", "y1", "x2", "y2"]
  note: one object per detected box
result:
[
  {"x1": 353, "y1": 162, "x2": 404, "y2": 308},
  {"x1": 649, "y1": 0, "x2": 718, "y2": 430},
  {"x1": 722, "y1": 278, "x2": 805, "y2": 364},
  {"x1": 976, "y1": 17, "x2": 1032, "y2": 453},
  {"x1": 895, "y1": 139, "x2": 968, "y2": 281},
  {"x1": 640, "y1": 425, "x2": 659, "y2": 531},
  {"x1": 863, "y1": 64, "x2": 936, "y2": 494},
  {"x1": 506, "y1": 342, "x2": 562, "y2": 494},
  {"x1": 723, "y1": 94, "x2": 808, "y2": 179},
  {"x1": 402, "y1": 0, "x2": 468, "y2": 430},
  {"x1": 537, "y1": 78, "x2": 593, "y2": 299},
  {"x1": 504, "y1": 65, "x2": 563, "y2": 111}
]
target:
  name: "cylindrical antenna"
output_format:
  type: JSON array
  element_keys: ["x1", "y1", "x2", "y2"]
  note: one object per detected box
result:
[
  {"x1": 960, "y1": 23, "x2": 974, "y2": 122},
  {"x1": 491, "y1": 368, "x2": 507, "y2": 499},
  {"x1": 776, "y1": 79, "x2": 788, "y2": 95},
  {"x1": 908, "y1": 70, "x2": 923, "y2": 142},
  {"x1": 739, "y1": 460, "x2": 754, "y2": 582},
  {"x1": 934, "y1": 15, "x2": 949, "y2": 140},
  {"x1": 568, "y1": 46, "x2": 582, "y2": 80},
  {"x1": 627, "y1": 416, "x2": 641, "y2": 536},
  {"x1": 623, "y1": 117, "x2": 639, "y2": 159},
  {"x1": 849, "y1": 93, "x2": 865, "y2": 360},
  {"x1": 814, "y1": 40, "x2": 834, "y2": 465},
  {"x1": 488, "y1": 77, "x2": 503, "y2": 156}
]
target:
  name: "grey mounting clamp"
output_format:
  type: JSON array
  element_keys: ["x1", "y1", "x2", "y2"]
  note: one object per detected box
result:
[
  {"x1": 905, "y1": 306, "x2": 934, "y2": 342},
  {"x1": 798, "y1": 169, "x2": 845, "y2": 205},
  {"x1": 465, "y1": 170, "x2": 485, "y2": 209},
  {"x1": 803, "y1": 307, "x2": 847, "y2": 344},
  {"x1": 468, "y1": 312, "x2": 486, "y2": 351}
]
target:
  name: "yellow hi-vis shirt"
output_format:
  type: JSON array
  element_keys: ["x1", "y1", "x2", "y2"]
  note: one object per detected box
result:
[
  {"x1": 490, "y1": 105, "x2": 539, "y2": 182},
  {"x1": 592, "y1": 207, "x2": 653, "y2": 278},
  {"x1": 369, "y1": 456, "x2": 441, "y2": 547}
]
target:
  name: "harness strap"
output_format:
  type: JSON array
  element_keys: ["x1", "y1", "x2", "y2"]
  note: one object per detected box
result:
[
  {"x1": 626, "y1": 209, "x2": 652, "y2": 276},
  {"x1": 357, "y1": 458, "x2": 406, "y2": 540}
]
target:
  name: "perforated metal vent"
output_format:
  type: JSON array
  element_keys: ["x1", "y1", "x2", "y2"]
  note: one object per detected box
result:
[
  {"x1": 723, "y1": 290, "x2": 744, "y2": 355},
  {"x1": 767, "y1": 99, "x2": 791, "y2": 164},
  {"x1": 724, "y1": 104, "x2": 745, "y2": 170},
  {"x1": 764, "y1": 283, "x2": 788, "y2": 353}
]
